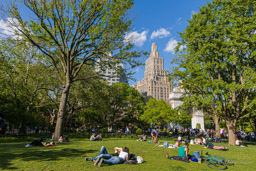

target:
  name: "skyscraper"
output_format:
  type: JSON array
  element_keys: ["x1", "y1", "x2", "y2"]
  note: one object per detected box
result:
[
  {"x1": 133, "y1": 42, "x2": 171, "y2": 100},
  {"x1": 95, "y1": 57, "x2": 128, "y2": 85}
]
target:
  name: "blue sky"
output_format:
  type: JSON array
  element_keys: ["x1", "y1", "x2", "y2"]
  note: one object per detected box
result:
[
  {"x1": 0, "y1": 0, "x2": 212, "y2": 86},
  {"x1": 128, "y1": 0, "x2": 212, "y2": 86}
]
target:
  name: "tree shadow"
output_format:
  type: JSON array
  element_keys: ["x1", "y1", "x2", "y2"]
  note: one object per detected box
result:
[{"x1": 0, "y1": 142, "x2": 97, "y2": 170}]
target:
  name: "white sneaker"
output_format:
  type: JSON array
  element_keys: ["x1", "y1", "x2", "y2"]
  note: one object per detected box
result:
[{"x1": 25, "y1": 144, "x2": 31, "y2": 147}]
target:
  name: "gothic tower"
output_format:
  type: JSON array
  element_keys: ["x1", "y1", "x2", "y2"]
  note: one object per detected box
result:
[{"x1": 133, "y1": 42, "x2": 171, "y2": 100}]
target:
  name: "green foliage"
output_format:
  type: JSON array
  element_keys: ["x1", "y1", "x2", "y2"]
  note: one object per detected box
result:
[
  {"x1": 245, "y1": 125, "x2": 253, "y2": 133},
  {"x1": 136, "y1": 128, "x2": 143, "y2": 135},
  {"x1": 8, "y1": 0, "x2": 144, "y2": 138},
  {"x1": 196, "y1": 123, "x2": 201, "y2": 129},
  {"x1": 172, "y1": 0, "x2": 256, "y2": 145},
  {"x1": 0, "y1": 39, "x2": 58, "y2": 132},
  {"x1": 140, "y1": 98, "x2": 174, "y2": 125}
]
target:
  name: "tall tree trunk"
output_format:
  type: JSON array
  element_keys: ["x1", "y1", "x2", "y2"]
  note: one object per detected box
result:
[
  {"x1": 226, "y1": 120, "x2": 237, "y2": 146},
  {"x1": 214, "y1": 114, "x2": 221, "y2": 138},
  {"x1": 53, "y1": 83, "x2": 71, "y2": 141}
]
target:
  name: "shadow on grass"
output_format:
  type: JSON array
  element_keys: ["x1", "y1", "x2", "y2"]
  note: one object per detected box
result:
[{"x1": 0, "y1": 142, "x2": 97, "y2": 170}]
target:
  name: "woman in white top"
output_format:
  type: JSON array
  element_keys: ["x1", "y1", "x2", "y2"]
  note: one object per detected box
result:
[{"x1": 96, "y1": 147, "x2": 129, "y2": 167}]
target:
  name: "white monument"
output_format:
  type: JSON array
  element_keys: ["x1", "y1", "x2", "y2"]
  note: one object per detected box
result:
[{"x1": 169, "y1": 82, "x2": 205, "y2": 130}]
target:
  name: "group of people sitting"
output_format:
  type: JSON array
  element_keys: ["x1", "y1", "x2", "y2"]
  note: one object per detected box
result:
[
  {"x1": 85, "y1": 146, "x2": 142, "y2": 167},
  {"x1": 90, "y1": 133, "x2": 102, "y2": 141},
  {"x1": 136, "y1": 133, "x2": 147, "y2": 141},
  {"x1": 156, "y1": 135, "x2": 228, "y2": 151}
]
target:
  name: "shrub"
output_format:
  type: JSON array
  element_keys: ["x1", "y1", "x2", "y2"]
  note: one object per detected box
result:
[
  {"x1": 136, "y1": 128, "x2": 143, "y2": 135},
  {"x1": 196, "y1": 123, "x2": 201, "y2": 129}
]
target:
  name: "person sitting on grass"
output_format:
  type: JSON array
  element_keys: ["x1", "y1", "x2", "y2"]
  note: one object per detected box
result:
[
  {"x1": 196, "y1": 137, "x2": 202, "y2": 145},
  {"x1": 202, "y1": 137, "x2": 208, "y2": 147},
  {"x1": 90, "y1": 133, "x2": 102, "y2": 141},
  {"x1": 86, "y1": 146, "x2": 129, "y2": 167},
  {"x1": 235, "y1": 138, "x2": 248, "y2": 147},
  {"x1": 178, "y1": 142, "x2": 189, "y2": 157},
  {"x1": 167, "y1": 142, "x2": 190, "y2": 163},
  {"x1": 178, "y1": 134, "x2": 182, "y2": 141},
  {"x1": 207, "y1": 142, "x2": 228, "y2": 150},
  {"x1": 137, "y1": 134, "x2": 147, "y2": 141},
  {"x1": 59, "y1": 136, "x2": 70, "y2": 142}
]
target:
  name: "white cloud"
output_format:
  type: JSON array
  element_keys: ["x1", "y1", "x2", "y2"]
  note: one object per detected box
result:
[
  {"x1": 150, "y1": 28, "x2": 170, "y2": 39},
  {"x1": 176, "y1": 17, "x2": 182, "y2": 25},
  {"x1": 164, "y1": 38, "x2": 178, "y2": 54},
  {"x1": 0, "y1": 17, "x2": 21, "y2": 39},
  {"x1": 124, "y1": 30, "x2": 148, "y2": 47},
  {"x1": 164, "y1": 38, "x2": 185, "y2": 54}
]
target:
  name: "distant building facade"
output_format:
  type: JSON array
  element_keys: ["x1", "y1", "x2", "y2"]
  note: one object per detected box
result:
[
  {"x1": 169, "y1": 82, "x2": 205, "y2": 130},
  {"x1": 133, "y1": 42, "x2": 171, "y2": 100},
  {"x1": 95, "y1": 58, "x2": 128, "y2": 85}
]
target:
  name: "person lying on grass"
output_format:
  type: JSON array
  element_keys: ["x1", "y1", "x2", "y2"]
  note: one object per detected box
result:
[
  {"x1": 156, "y1": 140, "x2": 181, "y2": 148},
  {"x1": 25, "y1": 138, "x2": 55, "y2": 147},
  {"x1": 86, "y1": 146, "x2": 129, "y2": 167},
  {"x1": 167, "y1": 142, "x2": 190, "y2": 163},
  {"x1": 206, "y1": 142, "x2": 228, "y2": 150}
]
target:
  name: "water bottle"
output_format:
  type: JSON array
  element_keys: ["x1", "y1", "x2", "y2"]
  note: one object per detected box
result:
[
  {"x1": 166, "y1": 153, "x2": 169, "y2": 158},
  {"x1": 198, "y1": 157, "x2": 202, "y2": 163}
]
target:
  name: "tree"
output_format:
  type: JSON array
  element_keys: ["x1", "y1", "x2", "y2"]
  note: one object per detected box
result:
[
  {"x1": 120, "y1": 83, "x2": 145, "y2": 129},
  {"x1": 8, "y1": 0, "x2": 142, "y2": 140},
  {"x1": 140, "y1": 98, "x2": 173, "y2": 127},
  {"x1": 0, "y1": 38, "x2": 55, "y2": 133},
  {"x1": 172, "y1": 0, "x2": 256, "y2": 145}
]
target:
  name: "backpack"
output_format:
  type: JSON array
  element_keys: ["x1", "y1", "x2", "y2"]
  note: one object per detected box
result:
[
  {"x1": 163, "y1": 141, "x2": 169, "y2": 148},
  {"x1": 192, "y1": 151, "x2": 200, "y2": 160},
  {"x1": 137, "y1": 156, "x2": 143, "y2": 163}
]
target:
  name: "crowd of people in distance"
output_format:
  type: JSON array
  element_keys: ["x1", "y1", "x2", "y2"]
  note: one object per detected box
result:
[{"x1": 23, "y1": 126, "x2": 251, "y2": 168}]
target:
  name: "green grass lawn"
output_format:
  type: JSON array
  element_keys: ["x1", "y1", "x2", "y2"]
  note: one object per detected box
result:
[{"x1": 0, "y1": 137, "x2": 255, "y2": 171}]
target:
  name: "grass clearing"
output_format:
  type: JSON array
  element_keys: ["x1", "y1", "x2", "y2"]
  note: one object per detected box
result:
[{"x1": 0, "y1": 137, "x2": 255, "y2": 171}]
